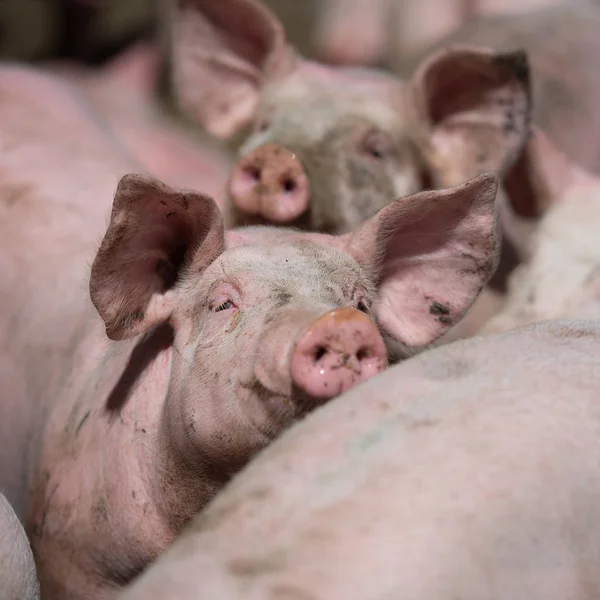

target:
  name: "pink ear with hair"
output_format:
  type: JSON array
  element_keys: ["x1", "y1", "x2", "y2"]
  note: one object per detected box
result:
[
  {"x1": 169, "y1": 0, "x2": 297, "y2": 138},
  {"x1": 90, "y1": 174, "x2": 224, "y2": 340},
  {"x1": 341, "y1": 173, "x2": 500, "y2": 349},
  {"x1": 410, "y1": 45, "x2": 531, "y2": 187}
]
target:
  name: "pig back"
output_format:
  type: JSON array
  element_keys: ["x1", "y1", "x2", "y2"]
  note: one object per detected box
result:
[{"x1": 407, "y1": 4, "x2": 600, "y2": 176}]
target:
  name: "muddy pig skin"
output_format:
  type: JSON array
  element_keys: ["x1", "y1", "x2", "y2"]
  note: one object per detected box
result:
[
  {"x1": 0, "y1": 66, "x2": 499, "y2": 599},
  {"x1": 118, "y1": 319, "x2": 600, "y2": 600},
  {"x1": 483, "y1": 128, "x2": 600, "y2": 333},
  {"x1": 0, "y1": 493, "x2": 40, "y2": 600}
]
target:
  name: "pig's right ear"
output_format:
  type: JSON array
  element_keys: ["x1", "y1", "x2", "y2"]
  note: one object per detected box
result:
[
  {"x1": 409, "y1": 45, "x2": 531, "y2": 187},
  {"x1": 341, "y1": 173, "x2": 500, "y2": 352},
  {"x1": 90, "y1": 174, "x2": 225, "y2": 341},
  {"x1": 166, "y1": 0, "x2": 297, "y2": 138}
]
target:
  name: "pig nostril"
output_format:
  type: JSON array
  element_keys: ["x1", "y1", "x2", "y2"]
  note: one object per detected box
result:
[
  {"x1": 314, "y1": 346, "x2": 327, "y2": 362},
  {"x1": 356, "y1": 347, "x2": 372, "y2": 361},
  {"x1": 244, "y1": 166, "x2": 261, "y2": 182},
  {"x1": 281, "y1": 177, "x2": 296, "y2": 193}
]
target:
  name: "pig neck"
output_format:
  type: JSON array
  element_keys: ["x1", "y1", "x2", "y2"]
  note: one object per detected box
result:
[{"x1": 46, "y1": 320, "x2": 227, "y2": 546}]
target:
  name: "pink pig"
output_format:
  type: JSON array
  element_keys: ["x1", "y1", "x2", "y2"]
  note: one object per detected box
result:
[
  {"x1": 0, "y1": 66, "x2": 499, "y2": 598},
  {"x1": 118, "y1": 319, "x2": 600, "y2": 600}
]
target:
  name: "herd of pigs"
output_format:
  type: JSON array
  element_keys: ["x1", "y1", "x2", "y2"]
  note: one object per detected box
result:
[{"x1": 3, "y1": 0, "x2": 600, "y2": 598}]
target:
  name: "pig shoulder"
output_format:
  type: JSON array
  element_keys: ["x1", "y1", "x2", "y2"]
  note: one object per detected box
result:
[{"x1": 0, "y1": 493, "x2": 40, "y2": 600}]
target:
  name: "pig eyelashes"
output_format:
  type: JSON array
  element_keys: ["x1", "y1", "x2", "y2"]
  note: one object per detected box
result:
[{"x1": 212, "y1": 299, "x2": 236, "y2": 312}]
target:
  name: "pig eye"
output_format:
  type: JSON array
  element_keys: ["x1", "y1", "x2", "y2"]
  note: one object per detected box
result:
[
  {"x1": 359, "y1": 129, "x2": 396, "y2": 161},
  {"x1": 213, "y1": 299, "x2": 235, "y2": 313},
  {"x1": 255, "y1": 118, "x2": 271, "y2": 133}
]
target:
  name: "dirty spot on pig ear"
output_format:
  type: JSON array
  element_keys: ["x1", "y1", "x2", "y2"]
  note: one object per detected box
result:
[
  {"x1": 343, "y1": 173, "x2": 500, "y2": 350},
  {"x1": 90, "y1": 173, "x2": 225, "y2": 341},
  {"x1": 409, "y1": 45, "x2": 532, "y2": 187},
  {"x1": 169, "y1": 0, "x2": 298, "y2": 138}
]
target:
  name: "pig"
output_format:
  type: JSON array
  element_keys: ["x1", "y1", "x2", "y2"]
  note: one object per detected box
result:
[
  {"x1": 118, "y1": 318, "x2": 600, "y2": 600},
  {"x1": 483, "y1": 129, "x2": 600, "y2": 333},
  {"x1": 165, "y1": 0, "x2": 536, "y2": 235},
  {"x1": 0, "y1": 66, "x2": 499, "y2": 598},
  {"x1": 0, "y1": 493, "x2": 40, "y2": 600},
  {"x1": 313, "y1": 0, "x2": 582, "y2": 71}
]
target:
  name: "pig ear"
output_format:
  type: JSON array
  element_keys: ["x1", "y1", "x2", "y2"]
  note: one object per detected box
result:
[
  {"x1": 342, "y1": 173, "x2": 500, "y2": 350},
  {"x1": 167, "y1": 0, "x2": 297, "y2": 138},
  {"x1": 90, "y1": 174, "x2": 225, "y2": 341},
  {"x1": 409, "y1": 45, "x2": 531, "y2": 187}
]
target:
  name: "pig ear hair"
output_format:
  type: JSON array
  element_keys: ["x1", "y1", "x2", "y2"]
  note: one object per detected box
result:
[
  {"x1": 90, "y1": 174, "x2": 225, "y2": 341},
  {"x1": 410, "y1": 45, "x2": 531, "y2": 187},
  {"x1": 167, "y1": 0, "x2": 297, "y2": 139},
  {"x1": 342, "y1": 173, "x2": 500, "y2": 351}
]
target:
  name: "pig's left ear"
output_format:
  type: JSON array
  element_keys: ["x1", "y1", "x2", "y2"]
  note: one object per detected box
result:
[
  {"x1": 166, "y1": 0, "x2": 297, "y2": 138},
  {"x1": 342, "y1": 173, "x2": 500, "y2": 350},
  {"x1": 90, "y1": 174, "x2": 225, "y2": 341},
  {"x1": 409, "y1": 45, "x2": 531, "y2": 187}
]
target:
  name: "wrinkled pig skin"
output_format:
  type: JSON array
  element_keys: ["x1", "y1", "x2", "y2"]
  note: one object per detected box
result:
[
  {"x1": 119, "y1": 319, "x2": 600, "y2": 600},
  {"x1": 484, "y1": 129, "x2": 600, "y2": 333},
  {"x1": 0, "y1": 66, "x2": 499, "y2": 599},
  {"x1": 46, "y1": 42, "x2": 233, "y2": 205},
  {"x1": 166, "y1": 0, "x2": 533, "y2": 235},
  {"x1": 0, "y1": 493, "x2": 40, "y2": 600}
]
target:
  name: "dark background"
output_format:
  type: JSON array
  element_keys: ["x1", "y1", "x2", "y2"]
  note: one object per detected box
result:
[{"x1": 0, "y1": 0, "x2": 319, "y2": 65}]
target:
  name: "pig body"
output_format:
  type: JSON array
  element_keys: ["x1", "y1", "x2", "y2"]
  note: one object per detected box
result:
[
  {"x1": 0, "y1": 493, "x2": 40, "y2": 600},
  {"x1": 0, "y1": 65, "x2": 499, "y2": 599},
  {"x1": 484, "y1": 130, "x2": 600, "y2": 333},
  {"x1": 119, "y1": 319, "x2": 600, "y2": 600},
  {"x1": 46, "y1": 42, "x2": 233, "y2": 204}
]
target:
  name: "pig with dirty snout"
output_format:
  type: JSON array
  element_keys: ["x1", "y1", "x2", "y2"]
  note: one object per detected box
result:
[
  {"x1": 30, "y1": 172, "x2": 498, "y2": 599},
  {"x1": 165, "y1": 0, "x2": 530, "y2": 234}
]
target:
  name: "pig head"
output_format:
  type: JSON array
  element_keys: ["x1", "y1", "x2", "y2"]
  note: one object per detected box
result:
[{"x1": 163, "y1": 0, "x2": 530, "y2": 235}]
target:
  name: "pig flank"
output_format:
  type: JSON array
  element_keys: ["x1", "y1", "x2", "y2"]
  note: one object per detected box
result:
[{"x1": 0, "y1": 66, "x2": 498, "y2": 598}]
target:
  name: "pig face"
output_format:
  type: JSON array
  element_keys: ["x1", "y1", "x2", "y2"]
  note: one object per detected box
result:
[
  {"x1": 484, "y1": 130, "x2": 600, "y2": 333},
  {"x1": 90, "y1": 172, "x2": 498, "y2": 461},
  {"x1": 167, "y1": 0, "x2": 530, "y2": 234}
]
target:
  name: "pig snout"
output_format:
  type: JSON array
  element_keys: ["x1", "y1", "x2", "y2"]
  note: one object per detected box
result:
[
  {"x1": 228, "y1": 143, "x2": 309, "y2": 223},
  {"x1": 291, "y1": 308, "x2": 387, "y2": 400}
]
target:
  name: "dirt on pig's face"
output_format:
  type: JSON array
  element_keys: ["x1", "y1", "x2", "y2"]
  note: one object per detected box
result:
[
  {"x1": 227, "y1": 69, "x2": 424, "y2": 234},
  {"x1": 163, "y1": 234, "x2": 378, "y2": 470}
]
